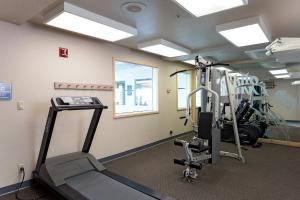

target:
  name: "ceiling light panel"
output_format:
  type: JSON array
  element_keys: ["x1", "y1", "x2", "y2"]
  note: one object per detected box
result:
[
  {"x1": 230, "y1": 72, "x2": 242, "y2": 76},
  {"x1": 184, "y1": 60, "x2": 195, "y2": 65},
  {"x1": 292, "y1": 80, "x2": 300, "y2": 85},
  {"x1": 274, "y1": 74, "x2": 290, "y2": 79},
  {"x1": 216, "y1": 16, "x2": 270, "y2": 47},
  {"x1": 138, "y1": 39, "x2": 190, "y2": 57},
  {"x1": 173, "y1": 0, "x2": 248, "y2": 17},
  {"x1": 214, "y1": 67, "x2": 232, "y2": 71},
  {"x1": 269, "y1": 69, "x2": 288, "y2": 75},
  {"x1": 45, "y1": 2, "x2": 137, "y2": 42}
]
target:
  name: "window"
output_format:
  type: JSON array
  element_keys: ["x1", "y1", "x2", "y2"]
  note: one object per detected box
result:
[
  {"x1": 114, "y1": 60, "x2": 158, "y2": 117},
  {"x1": 195, "y1": 75, "x2": 202, "y2": 108},
  {"x1": 115, "y1": 81, "x2": 125, "y2": 105},
  {"x1": 177, "y1": 72, "x2": 191, "y2": 110},
  {"x1": 135, "y1": 79, "x2": 153, "y2": 106}
]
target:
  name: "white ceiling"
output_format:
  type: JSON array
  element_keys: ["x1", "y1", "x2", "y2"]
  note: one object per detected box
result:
[
  {"x1": 0, "y1": 0, "x2": 56, "y2": 24},
  {"x1": 0, "y1": 0, "x2": 300, "y2": 79}
]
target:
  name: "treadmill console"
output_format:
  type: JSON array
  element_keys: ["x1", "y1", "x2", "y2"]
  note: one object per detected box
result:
[
  {"x1": 51, "y1": 96, "x2": 107, "y2": 110},
  {"x1": 60, "y1": 96, "x2": 94, "y2": 105}
]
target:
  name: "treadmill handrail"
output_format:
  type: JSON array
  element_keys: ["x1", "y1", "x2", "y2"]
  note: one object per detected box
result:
[{"x1": 35, "y1": 96, "x2": 107, "y2": 172}]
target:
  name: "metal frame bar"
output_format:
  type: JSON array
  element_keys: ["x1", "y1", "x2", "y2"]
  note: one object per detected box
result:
[
  {"x1": 223, "y1": 71, "x2": 245, "y2": 163},
  {"x1": 82, "y1": 108, "x2": 103, "y2": 153},
  {"x1": 186, "y1": 86, "x2": 219, "y2": 125},
  {"x1": 35, "y1": 107, "x2": 58, "y2": 172}
]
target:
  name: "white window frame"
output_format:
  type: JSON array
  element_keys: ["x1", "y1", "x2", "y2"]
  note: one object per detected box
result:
[
  {"x1": 176, "y1": 71, "x2": 192, "y2": 111},
  {"x1": 195, "y1": 75, "x2": 202, "y2": 108},
  {"x1": 113, "y1": 58, "x2": 159, "y2": 118}
]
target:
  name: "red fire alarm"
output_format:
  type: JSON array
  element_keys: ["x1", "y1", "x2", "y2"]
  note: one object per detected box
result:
[{"x1": 59, "y1": 47, "x2": 68, "y2": 58}]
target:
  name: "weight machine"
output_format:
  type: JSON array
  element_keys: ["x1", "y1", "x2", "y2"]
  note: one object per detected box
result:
[
  {"x1": 223, "y1": 74, "x2": 289, "y2": 143},
  {"x1": 170, "y1": 57, "x2": 245, "y2": 180}
]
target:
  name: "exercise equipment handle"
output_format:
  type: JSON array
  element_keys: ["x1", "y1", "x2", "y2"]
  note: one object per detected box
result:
[
  {"x1": 184, "y1": 119, "x2": 188, "y2": 126},
  {"x1": 206, "y1": 63, "x2": 230, "y2": 67},
  {"x1": 170, "y1": 69, "x2": 194, "y2": 77},
  {"x1": 186, "y1": 86, "x2": 220, "y2": 126}
]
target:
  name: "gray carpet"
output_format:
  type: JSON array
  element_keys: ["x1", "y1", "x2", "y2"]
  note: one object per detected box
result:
[{"x1": 1, "y1": 134, "x2": 300, "y2": 200}]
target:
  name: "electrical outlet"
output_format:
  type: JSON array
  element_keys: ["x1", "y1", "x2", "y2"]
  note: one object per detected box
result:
[
  {"x1": 17, "y1": 164, "x2": 24, "y2": 172},
  {"x1": 17, "y1": 101, "x2": 24, "y2": 110}
]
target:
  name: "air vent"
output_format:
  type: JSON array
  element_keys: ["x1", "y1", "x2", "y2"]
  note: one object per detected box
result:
[{"x1": 121, "y1": 2, "x2": 146, "y2": 14}]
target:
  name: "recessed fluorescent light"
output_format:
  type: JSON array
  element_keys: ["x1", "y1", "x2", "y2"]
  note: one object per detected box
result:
[
  {"x1": 269, "y1": 69, "x2": 288, "y2": 75},
  {"x1": 214, "y1": 67, "x2": 232, "y2": 72},
  {"x1": 183, "y1": 60, "x2": 195, "y2": 65},
  {"x1": 45, "y1": 2, "x2": 137, "y2": 42},
  {"x1": 173, "y1": 0, "x2": 248, "y2": 17},
  {"x1": 138, "y1": 39, "x2": 190, "y2": 57},
  {"x1": 274, "y1": 74, "x2": 291, "y2": 79},
  {"x1": 216, "y1": 16, "x2": 270, "y2": 47},
  {"x1": 292, "y1": 80, "x2": 300, "y2": 85},
  {"x1": 230, "y1": 72, "x2": 242, "y2": 76}
]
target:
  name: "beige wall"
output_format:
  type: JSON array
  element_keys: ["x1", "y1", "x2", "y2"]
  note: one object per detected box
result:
[
  {"x1": 267, "y1": 79, "x2": 300, "y2": 120},
  {"x1": 0, "y1": 21, "x2": 191, "y2": 188}
]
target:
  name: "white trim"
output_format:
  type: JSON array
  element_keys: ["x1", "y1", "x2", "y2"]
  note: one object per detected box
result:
[{"x1": 44, "y1": 2, "x2": 137, "y2": 40}]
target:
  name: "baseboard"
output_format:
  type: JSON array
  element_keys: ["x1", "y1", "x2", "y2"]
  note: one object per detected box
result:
[
  {"x1": 258, "y1": 138, "x2": 300, "y2": 148},
  {"x1": 0, "y1": 179, "x2": 33, "y2": 197},
  {"x1": 0, "y1": 131, "x2": 192, "y2": 197},
  {"x1": 286, "y1": 120, "x2": 300, "y2": 123}
]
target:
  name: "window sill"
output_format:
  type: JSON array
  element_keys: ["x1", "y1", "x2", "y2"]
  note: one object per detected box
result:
[
  {"x1": 114, "y1": 111, "x2": 159, "y2": 119},
  {"x1": 177, "y1": 108, "x2": 187, "y2": 111}
]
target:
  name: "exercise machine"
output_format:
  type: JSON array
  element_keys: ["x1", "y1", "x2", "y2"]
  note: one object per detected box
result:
[
  {"x1": 171, "y1": 58, "x2": 245, "y2": 180},
  {"x1": 33, "y1": 96, "x2": 174, "y2": 200},
  {"x1": 222, "y1": 73, "x2": 289, "y2": 144}
]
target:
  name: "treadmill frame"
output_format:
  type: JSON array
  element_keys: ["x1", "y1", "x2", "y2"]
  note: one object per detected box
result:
[{"x1": 33, "y1": 97, "x2": 174, "y2": 200}]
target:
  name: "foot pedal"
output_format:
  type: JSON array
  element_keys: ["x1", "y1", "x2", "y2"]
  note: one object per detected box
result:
[
  {"x1": 174, "y1": 140, "x2": 184, "y2": 147},
  {"x1": 189, "y1": 163, "x2": 202, "y2": 170},
  {"x1": 174, "y1": 159, "x2": 186, "y2": 166}
]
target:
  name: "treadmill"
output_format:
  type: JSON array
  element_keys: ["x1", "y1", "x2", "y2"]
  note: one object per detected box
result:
[{"x1": 33, "y1": 96, "x2": 174, "y2": 200}]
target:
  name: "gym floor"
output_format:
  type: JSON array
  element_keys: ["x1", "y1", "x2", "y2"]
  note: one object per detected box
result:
[{"x1": 1, "y1": 133, "x2": 300, "y2": 200}]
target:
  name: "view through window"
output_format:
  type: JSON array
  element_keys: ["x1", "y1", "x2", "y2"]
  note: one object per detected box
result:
[
  {"x1": 177, "y1": 72, "x2": 191, "y2": 109},
  {"x1": 114, "y1": 60, "x2": 158, "y2": 117}
]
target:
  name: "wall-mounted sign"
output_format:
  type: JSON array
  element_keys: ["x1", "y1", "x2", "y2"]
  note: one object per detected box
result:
[
  {"x1": 0, "y1": 83, "x2": 12, "y2": 100},
  {"x1": 59, "y1": 47, "x2": 68, "y2": 58}
]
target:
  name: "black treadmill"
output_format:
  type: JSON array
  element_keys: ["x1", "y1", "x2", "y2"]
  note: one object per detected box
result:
[{"x1": 33, "y1": 96, "x2": 174, "y2": 200}]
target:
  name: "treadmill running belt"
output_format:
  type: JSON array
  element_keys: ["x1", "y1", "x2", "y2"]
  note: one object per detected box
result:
[{"x1": 66, "y1": 171, "x2": 156, "y2": 200}]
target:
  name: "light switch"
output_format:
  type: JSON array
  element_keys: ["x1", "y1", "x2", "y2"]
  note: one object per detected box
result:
[{"x1": 17, "y1": 101, "x2": 24, "y2": 110}]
